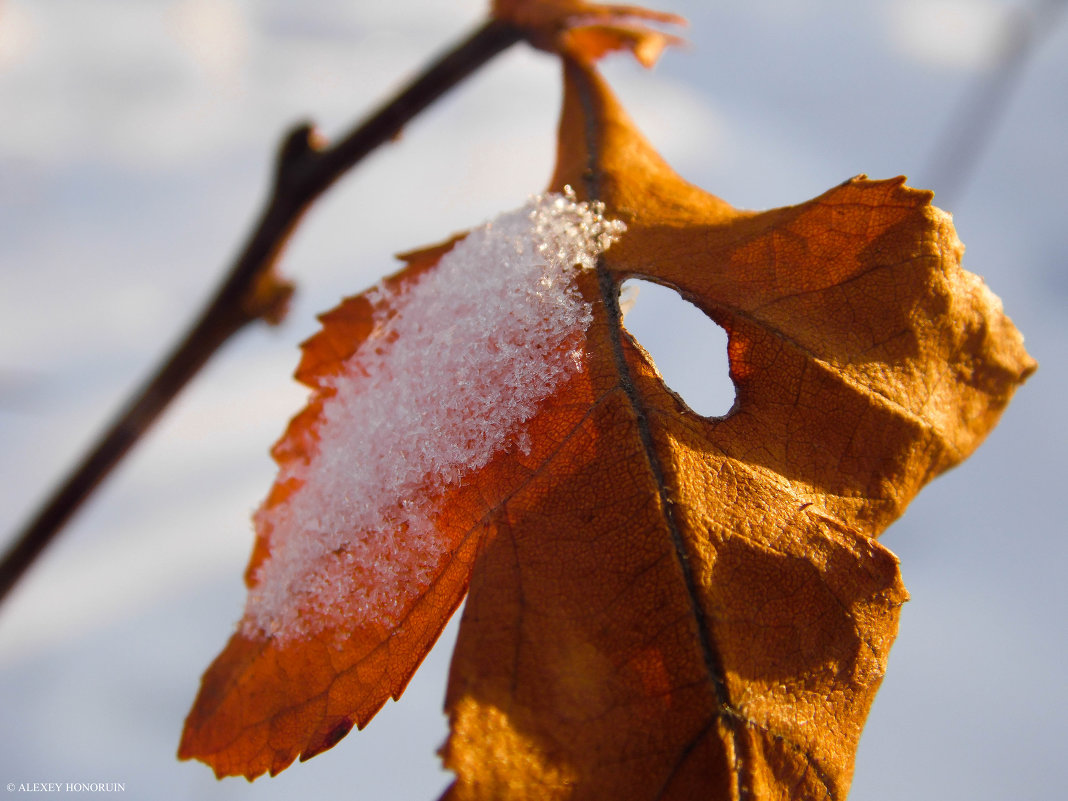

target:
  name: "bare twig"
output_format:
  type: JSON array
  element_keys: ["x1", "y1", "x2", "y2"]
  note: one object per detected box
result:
[
  {"x1": 923, "y1": 0, "x2": 1066, "y2": 205},
  {"x1": 0, "y1": 18, "x2": 523, "y2": 607}
]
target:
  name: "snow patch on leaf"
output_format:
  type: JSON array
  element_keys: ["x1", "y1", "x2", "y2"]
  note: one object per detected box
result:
[{"x1": 241, "y1": 190, "x2": 624, "y2": 642}]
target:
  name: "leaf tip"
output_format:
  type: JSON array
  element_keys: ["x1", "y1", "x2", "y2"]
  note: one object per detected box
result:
[{"x1": 493, "y1": 0, "x2": 686, "y2": 67}]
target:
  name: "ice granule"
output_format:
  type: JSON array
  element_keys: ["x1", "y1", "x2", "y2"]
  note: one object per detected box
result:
[{"x1": 241, "y1": 190, "x2": 625, "y2": 642}]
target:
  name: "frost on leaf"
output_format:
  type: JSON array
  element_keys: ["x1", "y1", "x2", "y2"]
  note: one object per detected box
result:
[{"x1": 243, "y1": 191, "x2": 623, "y2": 642}]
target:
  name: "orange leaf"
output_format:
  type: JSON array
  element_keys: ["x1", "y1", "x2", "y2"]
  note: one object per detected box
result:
[
  {"x1": 437, "y1": 61, "x2": 1035, "y2": 799},
  {"x1": 178, "y1": 239, "x2": 483, "y2": 778},
  {"x1": 180, "y1": 42, "x2": 1034, "y2": 801},
  {"x1": 179, "y1": 193, "x2": 629, "y2": 778},
  {"x1": 493, "y1": 0, "x2": 686, "y2": 66}
]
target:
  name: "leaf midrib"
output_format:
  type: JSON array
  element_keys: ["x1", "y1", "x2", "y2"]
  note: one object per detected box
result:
[{"x1": 571, "y1": 64, "x2": 748, "y2": 799}]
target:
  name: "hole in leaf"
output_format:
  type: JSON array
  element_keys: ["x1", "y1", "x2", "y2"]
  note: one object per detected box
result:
[{"x1": 620, "y1": 278, "x2": 735, "y2": 418}]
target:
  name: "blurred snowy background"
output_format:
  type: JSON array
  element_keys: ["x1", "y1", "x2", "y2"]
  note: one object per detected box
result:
[{"x1": 0, "y1": 0, "x2": 1064, "y2": 798}]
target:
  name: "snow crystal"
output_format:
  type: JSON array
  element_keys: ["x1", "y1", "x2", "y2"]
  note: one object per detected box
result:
[{"x1": 241, "y1": 190, "x2": 625, "y2": 642}]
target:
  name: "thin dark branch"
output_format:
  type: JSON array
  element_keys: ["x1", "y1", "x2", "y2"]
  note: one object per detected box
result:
[
  {"x1": 0, "y1": 18, "x2": 523, "y2": 607},
  {"x1": 923, "y1": 0, "x2": 1066, "y2": 206}
]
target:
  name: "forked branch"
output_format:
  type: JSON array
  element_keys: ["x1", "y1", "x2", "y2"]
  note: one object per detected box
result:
[{"x1": 0, "y1": 18, "x2": 523, "y2": 606}]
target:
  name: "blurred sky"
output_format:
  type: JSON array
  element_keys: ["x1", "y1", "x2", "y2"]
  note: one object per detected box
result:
[{"x1": 0, "y1": 1, "x2": 1065, "y2": 799}]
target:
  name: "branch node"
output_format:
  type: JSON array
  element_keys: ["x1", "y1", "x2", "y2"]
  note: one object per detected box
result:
[
  {"x1": 243, "y1": 268, "x2": 295, "y2": 326},
  {"x1": 275, "y1": 122, "x2": 327, "y2": 190}
]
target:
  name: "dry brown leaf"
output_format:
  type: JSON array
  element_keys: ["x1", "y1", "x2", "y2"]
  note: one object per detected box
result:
[
  {"x1": 492, "y1": 0, "x2": 686, "y2": 66},
  {"x1": 180, "y1": 29, "x2": 1034, "y2": 801},
  {"x1": 437, "y1": 60, "x2": 1035, "y2": 799}
]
